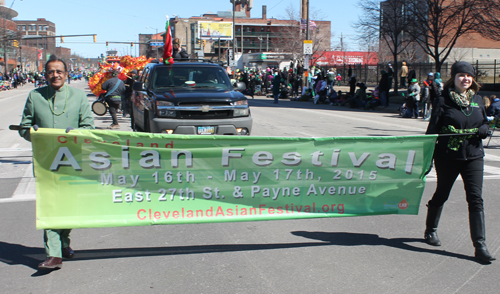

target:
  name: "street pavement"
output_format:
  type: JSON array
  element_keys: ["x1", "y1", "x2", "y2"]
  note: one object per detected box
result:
[{"x1": 1, "y1": 80, "x2": 500, "y2": 293}]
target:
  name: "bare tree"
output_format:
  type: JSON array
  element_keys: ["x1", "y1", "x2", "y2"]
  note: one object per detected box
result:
[
  {"x1": 359, "y1": 34, "x2": 379, "y2": 64},
  {"x1": 399, "y1": 41, "x2": 419, "y2": 65},
  {"x1": 406, "y1": 0, "x2": 492, "y2": 72},
  {"x1": 474, "y1": 1, "x2": 500, "y2": 41},
  {"x1": 274, "y1": 4, "x2": 303, "y2": 56},
  {"x1": 405, "y1": 0, "x2": 500, "y2": 72},
  {"x1": 274, "y1": 4, "x2": 331, "y2": 64},
  {"x1": 354, "y1": 0, "x2": 413, "y2": 93}
]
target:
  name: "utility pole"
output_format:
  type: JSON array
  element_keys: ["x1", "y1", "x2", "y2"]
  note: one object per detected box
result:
[
  {"x1": 2, "y1": 10, "x2": 8, "y2": 76},
  {"x1": 340, "y1": 33, "x2": 345, "y2": 67},
  {"x1": 305, "y1": 0, "x2": 309, "y2": 41},
  {"x1": 232, "y1": 0, "x2": 235, "y2": 68},
  {"x1": 305, "y1": 0, "x2": 310, "y2": 87}
]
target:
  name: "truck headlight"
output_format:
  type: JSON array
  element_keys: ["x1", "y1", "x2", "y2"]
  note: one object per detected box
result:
[
  {"x1": 158, "y1": 109, "x2": 176, "y2": 117},
  {"x1": 232, "y1": 100, "x2": 249, "y2": 117},
  {"x1": 157, "y1": 101, "x2": 176, "y2": 117}
]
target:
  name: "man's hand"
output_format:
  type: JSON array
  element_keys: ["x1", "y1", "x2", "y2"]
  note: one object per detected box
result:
[
  {"x1": 65, "y1": 127, "x2": 74, "y2": 133},
  {"x1": 32, "y1": 125, "x2": 39, "y2": 131}
]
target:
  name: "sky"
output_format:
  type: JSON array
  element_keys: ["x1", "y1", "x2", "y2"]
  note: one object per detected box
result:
[{"x1": 11, "y1": 0, "x2": 361, "y2": 58}]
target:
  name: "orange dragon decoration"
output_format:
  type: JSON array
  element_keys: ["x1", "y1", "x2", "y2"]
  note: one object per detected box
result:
[{"x1": 88, "y1": 55, "x2": 152, "y2": 96}]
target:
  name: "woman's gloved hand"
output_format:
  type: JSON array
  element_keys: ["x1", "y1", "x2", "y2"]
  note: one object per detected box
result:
[{"x1": 478, "y1": 125, "x2": 489, "y2": 139}]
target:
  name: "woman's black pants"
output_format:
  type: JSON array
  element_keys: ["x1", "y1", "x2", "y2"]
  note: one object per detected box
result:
[
  {"x1": 428, "y1": 156, "x2": 488, "y2": 247},
  {"x1": 429, "y1": 156, "x2": 484, "y2": 212}
]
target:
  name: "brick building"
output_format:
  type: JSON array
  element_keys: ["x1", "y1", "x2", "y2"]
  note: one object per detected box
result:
[
  {"x1": 55, "y1": 46, "x2": 71, "y2": 60},
  {"x1": 0, "y1": 4, "x2": 19, "y2": 73},
  {"x1": 15, "y1": 18, "x2": 56, "y2": 55},
  {"x1": 164, "y1": 4, "x2": 330, "y2": 66}
]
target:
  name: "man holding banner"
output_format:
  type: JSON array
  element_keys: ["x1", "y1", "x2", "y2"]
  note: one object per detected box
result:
[{"x1": 19, "y1": 55, "x2": 95, "y2": 270}]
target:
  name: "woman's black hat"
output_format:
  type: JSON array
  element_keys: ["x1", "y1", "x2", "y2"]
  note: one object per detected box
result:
[{"x1": 451, "y1": 61, "x2": 475, "y2": 77}]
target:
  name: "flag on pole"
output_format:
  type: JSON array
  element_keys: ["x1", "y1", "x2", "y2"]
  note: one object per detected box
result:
[
  {"x1": 300, "y1": 19, "x2": 317, "y2": 31},
  {"x1": 309, "y1": 20, "x2": 317, "y2": 30},
  {"x1": 300, "y1": 19, "x2": 307, "y2": 30},
  {"x1": 162, "y1": 15, "x2": 174, "y2": 65}
]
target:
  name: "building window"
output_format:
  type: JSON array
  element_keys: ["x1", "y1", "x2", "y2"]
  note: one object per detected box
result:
[
  {"x1": 22, "y1": 25, "x2": 26, "y2": 31},
  {"x1": 260, "y1": 27, "x2": 264, "y2": 32},
  {"x1": 39, "y1": 25, "x2": 43, "y2": 31}
]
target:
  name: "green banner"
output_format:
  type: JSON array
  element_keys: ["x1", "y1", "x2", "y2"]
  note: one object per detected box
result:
[{"x1": 31, "y1": 129, "x2": 437, "y2": 229}]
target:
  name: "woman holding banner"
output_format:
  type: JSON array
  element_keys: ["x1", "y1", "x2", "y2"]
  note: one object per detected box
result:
[
  {"x1": 425, "y1": 61, "x2": 495, "y2": 263},
  {"x1": 19, "y1": 55, "x2": 95, "y2": 270}
]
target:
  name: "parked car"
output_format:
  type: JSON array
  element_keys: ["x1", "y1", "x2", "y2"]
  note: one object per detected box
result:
[{"x1": 131, "y1": 60, "x2": 252, "y2": 135}]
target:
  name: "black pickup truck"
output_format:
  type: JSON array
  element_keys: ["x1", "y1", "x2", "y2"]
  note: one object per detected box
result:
[{"x1": 131, "y1": 60, "x2": 252, "y2": 135}]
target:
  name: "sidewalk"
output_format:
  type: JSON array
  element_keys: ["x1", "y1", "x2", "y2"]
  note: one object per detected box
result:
[{"x1": 275, "y1": 84, "x2": 406, "y2": 114}]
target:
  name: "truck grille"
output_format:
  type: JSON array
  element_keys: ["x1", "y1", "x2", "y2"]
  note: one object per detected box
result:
[
  {"x1": 178, "y1": 102, "x2": 230, "y2": 107},
  {"x1": 179, "y1": 110, "x2": 230, "y2": 119}
]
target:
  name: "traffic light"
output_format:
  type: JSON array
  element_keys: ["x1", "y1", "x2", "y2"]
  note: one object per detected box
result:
[
  {"x1": 60, "y1": 36, "x2": 64, "y2": 43},
  {"x1": 131, "y1": 42, "x2": 134, "y2": 47},
  {"x1": 106, "y1": 41, "x2": 109, "y2": 47},
  {"x1": 93, "y1": 35, "x2": 96, "y2": 42},
  {"x1": 203, "y1": 40, "x2": 206, "y2": 47},
  {"x1": 13, "y1": 40, "x2": 18, "y2": 47}
]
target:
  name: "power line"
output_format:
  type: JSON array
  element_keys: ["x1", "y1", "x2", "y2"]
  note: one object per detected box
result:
[{"x1": 267, "y1": 0, "x2": 285, "y2": 13}]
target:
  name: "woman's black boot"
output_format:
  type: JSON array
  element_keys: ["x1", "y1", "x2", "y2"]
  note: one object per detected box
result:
[
  {"x1": 470, "y1": 210, "x2": 496, "y2": 263},
  {"x1": 424, "y1": 204, "x2": 443, "y2": 246}
]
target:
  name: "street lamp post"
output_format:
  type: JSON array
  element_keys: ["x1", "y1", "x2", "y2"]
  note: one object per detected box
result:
[{"x1": 19, "y1": 44, "x2": 22, "y2": 72}]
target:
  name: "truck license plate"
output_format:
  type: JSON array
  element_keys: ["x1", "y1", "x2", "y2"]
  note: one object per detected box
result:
[{"x1": 197, "y1": 126, "x2": 215, "y2": 135}]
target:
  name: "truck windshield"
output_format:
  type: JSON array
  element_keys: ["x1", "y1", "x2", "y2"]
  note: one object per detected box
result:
[{"x1": 151, "y1": 66, "x2": 232, "y2": 91}]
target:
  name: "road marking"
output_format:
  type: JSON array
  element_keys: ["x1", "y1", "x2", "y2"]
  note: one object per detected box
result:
[
  {"x1": 0, "y1": 194, "x2": 36, "y2": 203},
  {"x1": 425, "y1": 163, "x2": 500, "y2": 182},
  {"x1": 0, "y1": 163, "x2": 36, "y2": 203},
  {"x1": 485, "y1": 153, "x2": 500, "y2": 161},
  {"x1": 0, "y1": 148, "x2": 32, "y2": 152}
]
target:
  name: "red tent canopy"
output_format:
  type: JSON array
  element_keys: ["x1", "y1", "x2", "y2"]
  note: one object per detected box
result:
[{"x1": 312, "y1": 51, "x2": 379, "y2": 66}]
